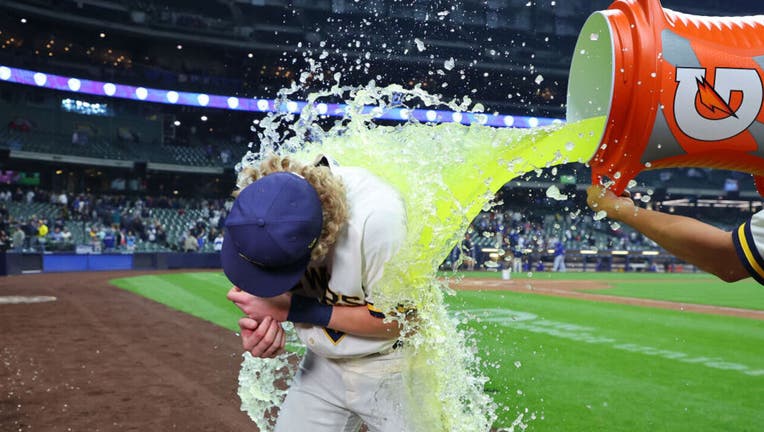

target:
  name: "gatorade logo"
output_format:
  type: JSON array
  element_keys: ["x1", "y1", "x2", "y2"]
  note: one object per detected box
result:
[{"x1": 674, "y1": 67, "x2": 763, "y2": 141}]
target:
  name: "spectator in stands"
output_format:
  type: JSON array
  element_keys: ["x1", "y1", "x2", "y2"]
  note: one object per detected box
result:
[
  {"x1": 126, "y1": 231, "x2": 136, "y2": 252},
  {"x1": 447, "y1": 244, "x2": 461, "y2": 271},
  {"x1": 60, "y1": 226, "x2": 72, "y2": 244},
  {"x1": 49, "y1": 226, "x2": 64, "y2": 243},
  {"x1": 220, "y1": 148, "x2": 232, "y2": 164},
  {"x1": 183, "y1": 231, "x2": 198, "y2": 252},
  {"x1": 0, "y1": 230, "x2": 8, "y2": 252},
  {"x1": 213, "y1": 232, "x2": 224, "y2": 252},
  {"x1": 89, "y1": 226, "x2": 102, "y2": 253},
  {"x1": 196, "y1": 229, "x2": 206, "y2": 251},
  {"x1": 155, "y1": 223, "x2": 167, "y2": 246},
  {"x1": 11, "y1": 225, "x2": 24, "y2": 252},
  {"x1": 102, "y1": 227, "x2": 116, "y2": 252},
  {"x1": 462, "y1": 232, "x2": 476, "y2": 271},
  {"x1": 587, "y1": 185, "x2": 748, "y2": 283},
  {"x1": 8, "y1": 116, "x2": 33, "y2": 132},
  {"x1": 37, "y1": 219, "x2": 48, "y2": 252},
  {"x1": 58, "y1": 191, "x2": 68, "y2": 208}
]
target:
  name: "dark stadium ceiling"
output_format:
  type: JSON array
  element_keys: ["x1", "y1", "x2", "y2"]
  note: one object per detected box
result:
[
  {"x1": 7, "y1": 0, "x2": 761, "y2": 68},
  {"x1": 1, "y1": 0, "x2": 762, "y2": 116}
]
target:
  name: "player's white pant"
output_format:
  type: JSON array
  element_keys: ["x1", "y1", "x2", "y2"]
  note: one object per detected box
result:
[
  {"x1": 275, "y1": 349, "x2": 411, "y2": 432},
  {"x1": 553, "y1": 255, "x2": 566, "y2": 272},
  {"x1": 512, "y1": 257, "x2": 523, "y2": 273}
]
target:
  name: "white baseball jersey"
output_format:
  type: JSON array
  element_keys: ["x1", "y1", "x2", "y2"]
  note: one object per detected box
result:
[
  {"x1": 733, "y1": 209, "x2": 764, "y2": 285},
  {"x1": 292, "y1": 163, "x2": 407, "y2": 358}
]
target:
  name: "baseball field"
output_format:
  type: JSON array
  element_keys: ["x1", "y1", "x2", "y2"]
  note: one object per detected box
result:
[{"x1": 2, "y1": 270, "x2": 763, "y2": 431}]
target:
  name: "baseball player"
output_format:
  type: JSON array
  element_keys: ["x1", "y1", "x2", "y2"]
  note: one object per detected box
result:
[
  {"x1": 223, "y1": 154, "x2": 413, "y2": 431},
  {"x1": 586, "y1": 185, "x2": 751, "y2": 282}
]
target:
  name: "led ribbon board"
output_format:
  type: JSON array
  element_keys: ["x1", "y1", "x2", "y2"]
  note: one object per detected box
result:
[{"x1": 0, "y1": 65, "x2": 561, "y2": 128}]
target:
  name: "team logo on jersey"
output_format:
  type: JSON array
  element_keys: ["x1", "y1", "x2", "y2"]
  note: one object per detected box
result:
[{"x1": 674, "y1": 67, "x2": 763, "y2": 141}]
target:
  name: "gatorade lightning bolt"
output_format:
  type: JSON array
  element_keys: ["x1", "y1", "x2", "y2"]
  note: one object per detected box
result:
[{"x1": 567, "y1": 0, "x2": 764, "y2": 195}]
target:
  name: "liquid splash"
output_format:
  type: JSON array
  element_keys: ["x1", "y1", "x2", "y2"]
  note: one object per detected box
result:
[{"x1": 236, "y1": 81, "x2": 605, "y2": 431}]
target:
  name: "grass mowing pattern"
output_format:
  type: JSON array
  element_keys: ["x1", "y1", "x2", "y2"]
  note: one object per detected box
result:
[
  {"x1": 583, "y1": 278, "x2": 764, "y2": 311},
  {"x1": 112, "y1": 272, "x2": 764, "y2": 431},
  {"x1": 448, "y1": 289, "x2": 764, "y2": 431},
  {"x1": 450, "y1": 271, "x2": 764, "y2": 311},
  {"x1": 111, "y1": 272, "x2": 242, "y2": 331}
]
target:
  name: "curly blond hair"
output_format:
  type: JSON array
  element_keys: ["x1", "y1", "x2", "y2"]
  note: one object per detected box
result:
[{"x1": 233, "y1": 155, "x2": 348, "y2": 262}]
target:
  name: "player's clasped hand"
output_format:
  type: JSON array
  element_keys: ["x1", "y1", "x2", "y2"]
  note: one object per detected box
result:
[
  {"x1": 238, "y1": 316, "x2": 286, "y2": 358},
  {"x1": 226, "y1": 285, "x2": 291, "y2": 322}
]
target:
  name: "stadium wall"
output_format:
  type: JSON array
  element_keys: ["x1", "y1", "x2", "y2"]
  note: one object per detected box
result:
[
  {"x1": 0, "y1": 252, "x2": 221, "y2": 275},
  {"x1": 0, "y1": 251, "x2": 692, "y2": 276}
]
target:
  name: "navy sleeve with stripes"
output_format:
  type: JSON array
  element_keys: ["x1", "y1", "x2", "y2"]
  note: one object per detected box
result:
[{"x1": 732, "y1": 212, "x2": 764, "y2": 285}]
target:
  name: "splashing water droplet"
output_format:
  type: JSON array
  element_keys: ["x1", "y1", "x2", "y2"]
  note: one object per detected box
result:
[
  {"x1": 594, "y1": 210, "x2": 608, "y2": 221},
  {"x1": 628, "y1": 180, "x2": 638, "y2": 188},
  {"x1": 414, "y1": 38, "x2": 426, "y2": 52},
  {"x1": 546, "y1": 185, "x2": 568, "y2": 201},
  {"x1": 234, "y1": 62, "x2": 607, "y2": 432},
  {"x1": 444, "y1": 57, "x2": 455, "y2": 71}
]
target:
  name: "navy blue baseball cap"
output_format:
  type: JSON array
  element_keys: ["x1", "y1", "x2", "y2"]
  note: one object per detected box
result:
[{"x1": 221, "y1": 172, "x2": 323, "y2": 297}]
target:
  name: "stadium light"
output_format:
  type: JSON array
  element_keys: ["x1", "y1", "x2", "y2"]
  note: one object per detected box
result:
[
  {"x1": 641, "y1": 251, "x2": 660, "y2": 256},
  {"x1": 579, "y1": 249, "x2": 598, "y2": 255},
  {"x1": 611, "y1": 250, "x2": 629, "y2": 256},
  {"x1": 0, "y1": 65, "x2": 562, "y2": 128}
]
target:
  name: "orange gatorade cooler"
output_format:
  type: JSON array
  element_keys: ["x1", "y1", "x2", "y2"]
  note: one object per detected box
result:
[{"x1": 567, "y1": 0, "x2": 764, "y2": 194}]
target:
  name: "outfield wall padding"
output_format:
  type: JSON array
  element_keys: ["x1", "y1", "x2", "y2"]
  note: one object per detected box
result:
[
  {"x1": 42, "y1": 254, "x2": 134, "y2": 272},
  {"x1": 0, "y1": 252, "x2": 222, "y2": 275},
  {"x1": 0, "y1": 252, "x2": 671, "y2": 276}
]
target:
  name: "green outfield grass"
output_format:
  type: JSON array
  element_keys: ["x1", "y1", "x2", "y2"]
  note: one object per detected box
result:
[
  {"x1": 445, "y1": 271, "x2": 764, "y2": 310},
  {"x1": 111, "y1": 272, "x2": 764, "y2": 432}
]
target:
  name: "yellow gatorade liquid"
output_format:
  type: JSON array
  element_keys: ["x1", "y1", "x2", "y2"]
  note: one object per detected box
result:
[
  {"x1": 298, "y1": 116, "x2": 604, "y2": 431},
  {"x1": 237, "y1": 111, "x2": 604, "y2": 431}
]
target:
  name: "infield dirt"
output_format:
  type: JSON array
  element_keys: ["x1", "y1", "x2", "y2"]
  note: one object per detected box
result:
[{"x1": 0, "y1": 270, "x2": 252, "y2": 432}]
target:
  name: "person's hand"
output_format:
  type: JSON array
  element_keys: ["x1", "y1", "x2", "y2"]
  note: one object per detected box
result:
[
  {"x1": 238, "y1": 316, "x2": 286, "y2": 358},
  {"x1": 586, "y1": 185, "x2": 635, "y2": 220},
  {"x1": 226, "y1": 286, "x2": 291, "y2": 322}
]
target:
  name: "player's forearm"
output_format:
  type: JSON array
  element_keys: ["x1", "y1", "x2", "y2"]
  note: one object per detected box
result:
[
  {"x1": 287, "y1": 296, "x2": 400, "y2": 337},
  {"x1": 612, "y1": 207, "x2": 747, "y2": 281},
  {"x1": 326, "y1": 305, "x2": 402, "y2": 339}
]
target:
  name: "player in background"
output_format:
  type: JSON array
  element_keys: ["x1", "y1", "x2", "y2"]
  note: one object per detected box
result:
[
  {"x1": 586, "y1": 185, "x2": 751, "y2": 283},
  {"x1": 223, "y1": 154, "x2": 413, "y2": 431}
]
